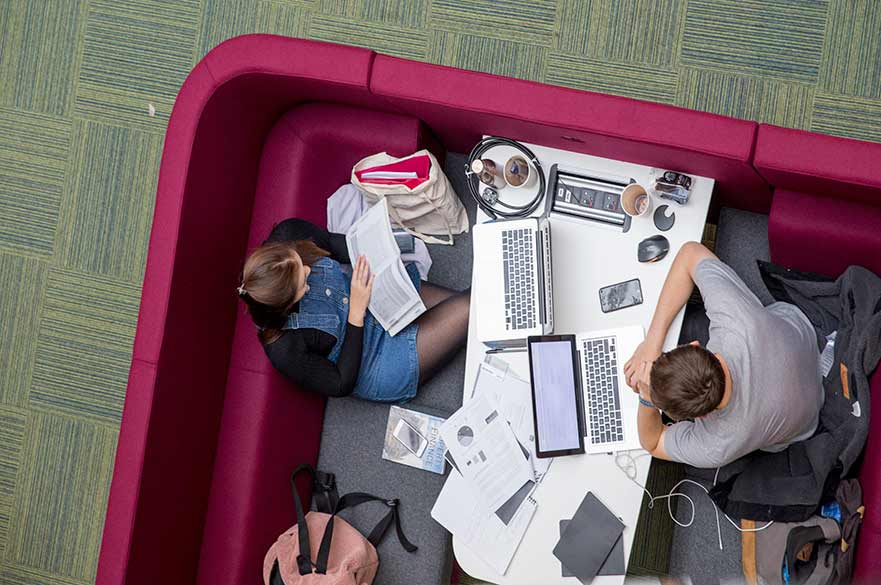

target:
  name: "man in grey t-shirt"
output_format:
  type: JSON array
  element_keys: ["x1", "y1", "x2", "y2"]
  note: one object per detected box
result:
[{"x1": 622, "y1": 242, "x2": 823, "y2": 468}]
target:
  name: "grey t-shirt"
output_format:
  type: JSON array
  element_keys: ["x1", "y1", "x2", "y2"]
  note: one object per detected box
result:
[{"x1": 663, "y1": 259, "x2": 823, "y2": 468}]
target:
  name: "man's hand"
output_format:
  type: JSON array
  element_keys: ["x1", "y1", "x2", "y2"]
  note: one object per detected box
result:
[
  {"x1": 624, "y1": 340, "x2": 662, "y2": 389},
  {"x1": 635, "y1": 360, "x2": 653, "y2": 400},
  {"x1": 626, "y1": 241, "x2": 717, "y2": 390}
]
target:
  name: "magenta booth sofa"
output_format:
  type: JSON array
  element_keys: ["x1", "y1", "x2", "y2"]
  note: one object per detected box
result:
[{"x1": 96, "y1": 35, "x2": 881, "y2": 585}]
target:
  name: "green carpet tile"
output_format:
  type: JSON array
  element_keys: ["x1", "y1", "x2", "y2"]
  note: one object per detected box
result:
[
  {"x1": 55, "y1": 121, "x2": 162, "y2": 280},
  {"x1": 0, "y1": 254, "x2": 46, "y2": 408},
  {"x1": 0, "y1": 564, "x2": 86, "y2": 585},
  {"x1": 4, "y1": 412, "x2": 116, "y2": 583},
  {"x1": 75, "y1": 0, "x2": 202, "y2": 132},
  {"x1": 546, "y1": 53, "x2": 679, "y2": 104},
  {"x1": 557, "y1": 0, "x2": 686, "y2": 67},
  {"x1": 819, "y1": 0, "x2": 881, "y2": 99},
  {"x1": 429, "y1": 32, "x2": 547, "y2": 80},
  {"x1": 0, "y1": 406, "x2": 27, "y2": 562},
  {"x1": 681, "y1": 0, "x2": 829, "y2": 83},
  {"x1": 677, "y1": 68, "x2": 815, "y2": 128},
  {"x1": 0, "y1": 1, "x2": 88, "y2": 117},
  {"x1": 813, "y1": 92, "x2": 881, "y2": 144},
  {"x1": 0, "y1": 108, "x2": 70, "y2": 257},
  {"x1": 29, "y1": 268, "x2": 141, "y2": 425},
  {"x1": 1, "y1": 1, "x2": 881, "y2": 583}
]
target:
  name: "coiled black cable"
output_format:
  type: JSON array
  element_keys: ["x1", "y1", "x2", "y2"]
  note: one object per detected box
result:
[{"x1": 465, "y1": 136, "x2": 547, "y2": 220}]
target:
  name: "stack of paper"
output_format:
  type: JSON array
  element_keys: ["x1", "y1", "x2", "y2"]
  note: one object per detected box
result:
[
  {"x1": 431, "y1": 356, "x2": 549, "y2": 575},
  {"x1": 471, "y1": 356, "x2": 552, "y2": 483}
]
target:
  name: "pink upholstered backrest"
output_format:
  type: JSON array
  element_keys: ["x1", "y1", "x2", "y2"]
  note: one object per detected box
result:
[
  {"x1": 762, "y1": 125, "x2": 881, "y2": 583},
  {"x1": 856, "y1": 372, "x2": 881, "y2": 581},
  {"x1": 754, "y1": 124, "x2": 881, "y2": 208},
  {"x1": 370, "y1": 55, "x2": 770, "y2": 214},
  {"x1": 98, "y1": 37, "x2": 385, "y2": 585}
]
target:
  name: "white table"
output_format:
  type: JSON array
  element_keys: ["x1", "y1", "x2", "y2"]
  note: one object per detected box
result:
[{"x1": 454, "y1": 141, "x2": 714, "y2": 585}]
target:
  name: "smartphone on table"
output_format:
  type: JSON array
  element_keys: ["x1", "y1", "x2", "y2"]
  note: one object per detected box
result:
[
  {"x1": 598, "y1": 278, "x2": 643, "y2": 313},
  {"x1": 393, "y1": 418, "x2": 428, "y2": 457}
]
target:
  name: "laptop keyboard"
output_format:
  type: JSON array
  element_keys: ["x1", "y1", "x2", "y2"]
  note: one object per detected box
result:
[
  {"x1": 583, "y1": 336, "x2": 624, "y2": 446},
  {"x1": 502, "y1": 228, "x2": 536, "y2": 330}
]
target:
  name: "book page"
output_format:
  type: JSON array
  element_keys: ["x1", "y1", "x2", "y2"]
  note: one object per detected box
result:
[
  {"x1": 346, "y1": 200, "x2": 398, "y2": 273},
  {"x1": 346, "y1": 199, "x2": 426, "y2": 335}
]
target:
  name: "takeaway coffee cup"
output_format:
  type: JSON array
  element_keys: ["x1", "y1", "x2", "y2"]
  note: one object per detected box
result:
[
  {"x1": 621, "y1": 184, "x2": 652, "y2": 217},
  {"x1": 504, "y1": 155, "x2": 537, "y2": 189}
]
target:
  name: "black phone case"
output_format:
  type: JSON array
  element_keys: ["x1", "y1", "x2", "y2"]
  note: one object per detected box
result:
[{"x1": 598, "y1": 278, "x2": 643, "y2": 313}]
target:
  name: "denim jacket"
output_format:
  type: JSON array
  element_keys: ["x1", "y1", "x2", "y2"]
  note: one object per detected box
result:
[{"x1": 282, "y1": 257, "x2": 351, "y2": 363}]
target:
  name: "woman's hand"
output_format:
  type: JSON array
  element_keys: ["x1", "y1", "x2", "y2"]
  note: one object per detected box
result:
[
  {"x1": 624, "y1": 339, "x2": 662, "y2": 390},
  {"x1": 348, "y1": 255, "x2": 374, "y2": 327}
]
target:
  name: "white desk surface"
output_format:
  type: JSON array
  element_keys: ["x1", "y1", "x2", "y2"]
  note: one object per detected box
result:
[{"x1": 453, "y1": 141, "x2": 714, "y2": 585}]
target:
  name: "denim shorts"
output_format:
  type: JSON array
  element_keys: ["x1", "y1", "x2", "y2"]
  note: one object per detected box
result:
[{"x1": 351, "y1": 263, "x2": 421, "y2": 403}]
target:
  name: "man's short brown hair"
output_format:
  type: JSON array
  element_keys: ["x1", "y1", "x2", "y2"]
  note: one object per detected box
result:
[{"x1": 649, "y1": 344, "x2": 725, "y2": 421}]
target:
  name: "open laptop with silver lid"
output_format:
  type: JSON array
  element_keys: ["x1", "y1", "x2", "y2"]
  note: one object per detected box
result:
[
  {"x1": 576, "y1": 325, "x2": 644, "y2": 453},
  {"x1": 473, "y1": 215, "x2": 554, "y2": 348}
]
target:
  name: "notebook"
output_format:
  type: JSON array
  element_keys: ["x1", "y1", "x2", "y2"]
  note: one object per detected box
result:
[
  {"x1": 553, "y1": 492, "x2": 625, "y2": 583},
  {"x1": 559, "y1": 521, "x2": 625, "y2": 577}
]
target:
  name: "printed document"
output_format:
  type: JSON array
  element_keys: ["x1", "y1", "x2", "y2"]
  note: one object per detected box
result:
[
  {"x1": 346, "y1": 199, "x2": 425, "y2": 336},
  {"x1": 439, "y1": 393, "x2": 534, "y2": 514},
  {"x1": 431, "y1": 469, "x2": 536, "y2": 575},
  {"x1": 472, "y1": 355, "x2": 552, "y2": 483}
]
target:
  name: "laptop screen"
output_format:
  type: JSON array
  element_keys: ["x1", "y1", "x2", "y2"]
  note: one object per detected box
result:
[{"x1": 529, "y1": 339, "x2": 582, "y2": 453}]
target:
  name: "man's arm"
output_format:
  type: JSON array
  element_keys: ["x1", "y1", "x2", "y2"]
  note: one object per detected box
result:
[
  {"x1": 624, "y1": 241, "x2": 717, "y2": 388},
  {"x1": 638, "y1": 403, "x2": 671, "y2": 460},
  {"x1": 634, "y1": 359, "x2": 672, "y2": 459}
]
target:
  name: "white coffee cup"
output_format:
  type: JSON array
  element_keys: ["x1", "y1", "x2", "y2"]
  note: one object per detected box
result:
[
  {"x1": 504, "y1": 156, "x2": 537, "y2": 189},
  {"x1": 621, "y1": 184, "x2": 652, "y2": 217}
]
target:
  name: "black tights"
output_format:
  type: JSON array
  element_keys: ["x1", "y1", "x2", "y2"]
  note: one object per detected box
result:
[{"x1": 415, "y1": 282, "x2": 471, "y2": 385}]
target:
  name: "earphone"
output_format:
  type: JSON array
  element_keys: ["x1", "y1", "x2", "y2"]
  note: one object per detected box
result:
[
  {"x1": 465, "y1": 136, "x2": 547, "y2": 220},
  {"x1": 614, "y1": 451, "x2": 773, "y2": 551}
]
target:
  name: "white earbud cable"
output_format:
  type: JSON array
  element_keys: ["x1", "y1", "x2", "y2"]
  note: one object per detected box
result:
[{"x1": 615, "y1": 452, "x2": 773, "y2": 551}]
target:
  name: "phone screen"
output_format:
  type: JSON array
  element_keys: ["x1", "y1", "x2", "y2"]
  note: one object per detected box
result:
[
  {"x1": 394, "y1": 420, "x2": 427, "y2": 456},
  {"x1": 599, "y1": 279, "x2": 643, "y2": 313}
]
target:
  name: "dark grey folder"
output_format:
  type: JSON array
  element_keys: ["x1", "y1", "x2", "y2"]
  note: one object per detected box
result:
[
  {"x1": 559, "y1": 520, "x2": 625, "y2": 577},
  {"x1": 553, "y1": 492, "x2": 625, "y2": 583}
]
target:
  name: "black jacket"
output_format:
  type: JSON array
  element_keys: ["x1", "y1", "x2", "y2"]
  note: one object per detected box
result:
[
  {"x1": 262, "y1": 219, "x2": 364, "y2": 397},
  {"x1": 709, "y1": 262, "x2": 881, "y2": 522}
]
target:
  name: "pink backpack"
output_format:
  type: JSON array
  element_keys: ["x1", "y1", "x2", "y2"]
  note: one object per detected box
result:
[{"x1": 264, "y1": 465, "x2": 417, "y2": 584}]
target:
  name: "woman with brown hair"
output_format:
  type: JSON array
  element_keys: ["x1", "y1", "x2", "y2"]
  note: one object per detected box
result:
[{"x1": 238, "y1": 218, "x2": 470, "y2": 402}]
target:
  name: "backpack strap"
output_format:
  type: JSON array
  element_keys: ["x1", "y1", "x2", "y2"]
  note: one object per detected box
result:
[
  {"x1": 311, "y1": 469, "x2": 339, "y2": 515},
  {"x1": 314, "y1": 492, "x2": 418, "y2": 574},
  {"x1": 288, "y1": 464, "x2": 340, "y2": 576}
]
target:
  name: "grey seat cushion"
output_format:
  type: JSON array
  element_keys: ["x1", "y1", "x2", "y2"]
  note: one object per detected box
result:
[
  {"x1": 677, "y1": 207, "x2": 773, "y2": 348},
  {"x1": 714, "y1": 207, "x2": 773, "y2": 305},
  {"x1": 669, "y1": 207, "x2": 771, "y2": 585},
  {"x1": 316, "y1": 154, "x2": 476, "y2": 585}
]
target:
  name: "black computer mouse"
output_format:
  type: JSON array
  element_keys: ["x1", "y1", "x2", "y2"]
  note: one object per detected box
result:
[{"x1": 638, "y1": 234, "x2": 670, "y2": 263}]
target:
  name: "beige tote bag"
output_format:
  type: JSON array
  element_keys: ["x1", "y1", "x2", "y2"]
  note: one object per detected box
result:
[{"x1": 352, "y1": 150, "x2": 469, "y2": 245}]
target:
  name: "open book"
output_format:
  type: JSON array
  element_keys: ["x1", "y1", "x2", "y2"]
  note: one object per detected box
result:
[{"x1": 346, "y1": 199, "x2": 426, "y2": 336}]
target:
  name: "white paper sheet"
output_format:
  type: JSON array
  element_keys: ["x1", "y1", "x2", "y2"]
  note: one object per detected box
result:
[
  {"x1": 473, "y1": 356, "x2": 552, "y2": 483},
  {"x1": 431, "y1": 469, "x2": 537, "y2": 575},
  {"x1": 346, "y1": 199, "x2": 426, "y2": 335},
  {"x1": 439, "y1": 393, "x2": 535, "y2": 514}
]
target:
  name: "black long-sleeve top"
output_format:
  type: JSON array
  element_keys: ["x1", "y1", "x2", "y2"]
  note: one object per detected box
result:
[{"x1": 262, "y1": 219, "x2": 362, "y2": 397}]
